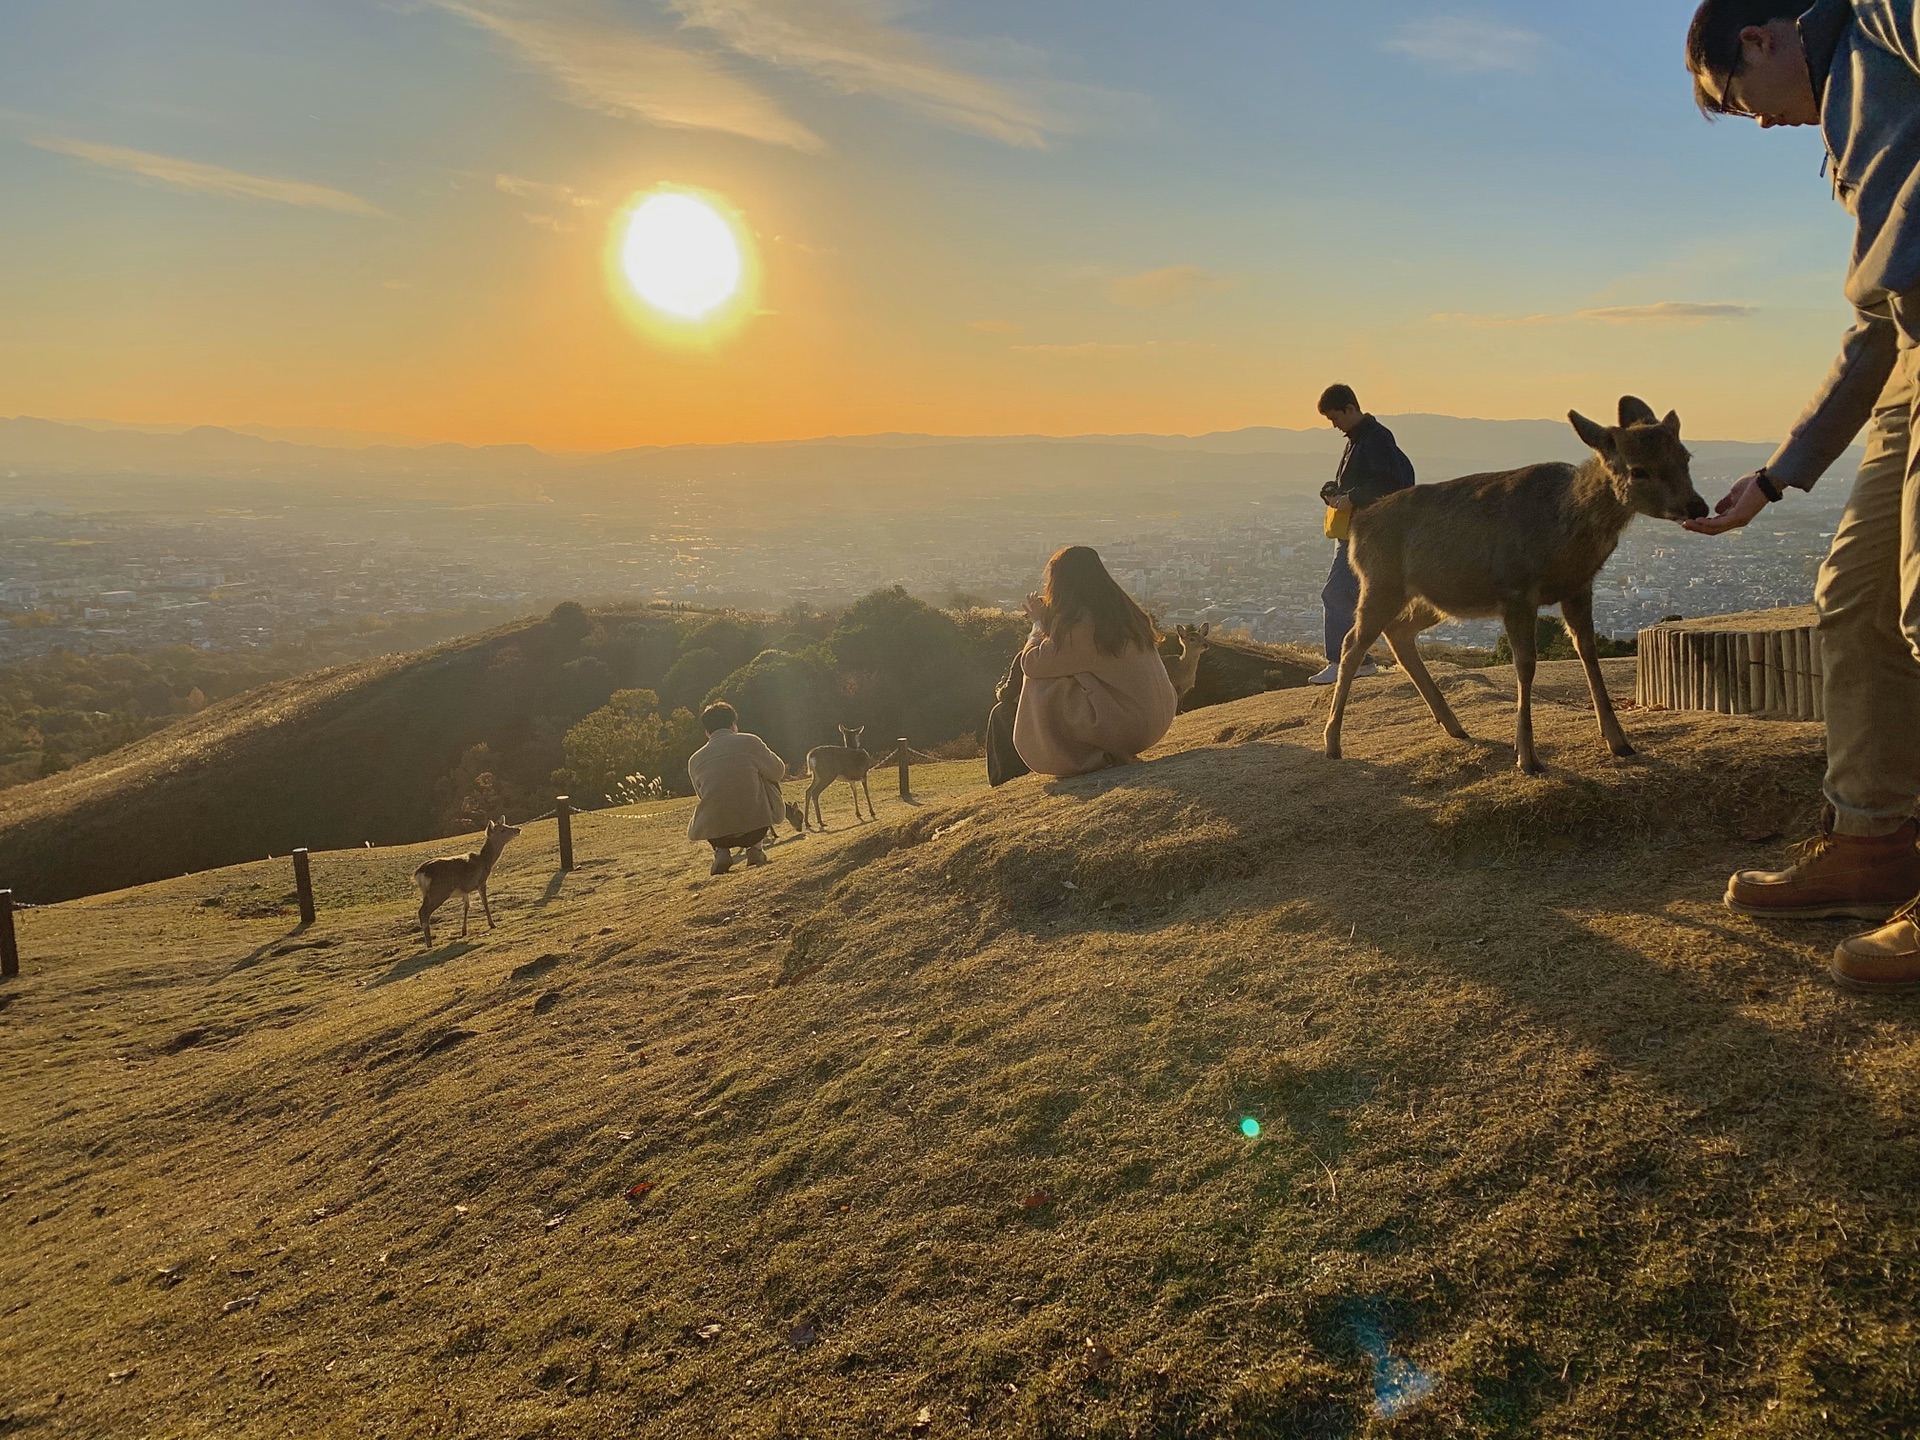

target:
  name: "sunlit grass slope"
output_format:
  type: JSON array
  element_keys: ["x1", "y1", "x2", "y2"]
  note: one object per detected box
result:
[{"x1": 4, "y1": 664, "x2": 1917, "y2": 1438}]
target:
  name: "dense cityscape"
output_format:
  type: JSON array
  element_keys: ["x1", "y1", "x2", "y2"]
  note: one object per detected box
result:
[{"x1": 0, "y1": 456, "x2": 1844, "y2": 664}]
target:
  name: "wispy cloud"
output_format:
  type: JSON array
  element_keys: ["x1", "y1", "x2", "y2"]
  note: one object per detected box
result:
[
  {"x1": 1385, "y1": 17, "x2": 1545, "y2": 74},
  {"x1": 1431, "y1": 301, "x2": 1756, "y2": 328},
  {"x1": 1010, "y1": 340, "x2": 1212, "y2": 359},
  {"x1": 495, "y1": 173, "x2": 598, "y2": 207},
  {"x1": 664, "y1": 0, "x2": 1053, "y2": 147},
  {"x1": 30, "y1": 135, "x2": 383, "y2": 216},
  {"x1": 1107, "y1": 264, "x2": 1229, "y2": 309},
  {"x1": 428, "y1": 0, "x2": 824, "y2": 151}
]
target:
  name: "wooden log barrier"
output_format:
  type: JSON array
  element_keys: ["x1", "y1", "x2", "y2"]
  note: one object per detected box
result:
[
  {"x1": 1, "y1": 890, "x2": 17, "y2": 979},
  {"x1": 292, "y1": 848, "x2": 316, "y2": 928},
  {"x1": 896, "y1": 737, "x2": 911, "y2": 799},
  {"x1": 556, "y1": 796, "x2": 575, "y2": 873},
  {"x1": 1635, "y1": 606, "x2": 1822, "y2": 721}
]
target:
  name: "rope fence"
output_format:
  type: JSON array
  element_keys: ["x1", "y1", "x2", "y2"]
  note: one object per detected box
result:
[{"x1": 0, "y1": 734, "x2": 940, "y2": 978}]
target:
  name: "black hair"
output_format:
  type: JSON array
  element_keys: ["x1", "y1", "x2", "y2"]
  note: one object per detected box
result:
[
  {"x1": 1317, "y1": 383, "x2": 1360, "y2": 415},
  {"x1": 1686, "y1": 0, "x2": 1803, "y2": 115},
  {"x1": 700, "y1": 702, "x2": 738, "y2": 734}
]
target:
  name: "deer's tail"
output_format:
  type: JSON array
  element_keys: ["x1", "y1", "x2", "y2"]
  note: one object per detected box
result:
[{"x1": 411, "y1": 866, "x2": 431, "y2": 895}]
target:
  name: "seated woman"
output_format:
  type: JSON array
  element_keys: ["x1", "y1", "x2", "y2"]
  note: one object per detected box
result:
[{"x1": 1013, "y1": 545, "x2": 1178, "y2": 778}]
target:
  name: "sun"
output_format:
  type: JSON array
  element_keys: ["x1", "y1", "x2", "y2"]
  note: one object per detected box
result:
[{"x1": 620, "y1": 192, "x2": 742, "y2": 320}]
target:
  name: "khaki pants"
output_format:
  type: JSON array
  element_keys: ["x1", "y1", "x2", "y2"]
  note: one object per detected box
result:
[{"x1": 1817, "y1": 344, "x2": 1920, "y2": 835}]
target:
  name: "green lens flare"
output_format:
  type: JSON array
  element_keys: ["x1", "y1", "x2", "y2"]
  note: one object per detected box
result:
[{"x1": 1240, "y1": 1117, "x2": 1261, "y2": 1139}]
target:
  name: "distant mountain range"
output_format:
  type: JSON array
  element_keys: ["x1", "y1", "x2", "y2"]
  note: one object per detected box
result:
[{"x1": 1, "y1": 412, "x2": 1791, "y2": 482}]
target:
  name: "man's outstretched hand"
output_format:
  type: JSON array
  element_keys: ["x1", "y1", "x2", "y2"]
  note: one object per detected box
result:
[{"x1": 1684, "y1": 471, "x2": 1772, "y2": 536}]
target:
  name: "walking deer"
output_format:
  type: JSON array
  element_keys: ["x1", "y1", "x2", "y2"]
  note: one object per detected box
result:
[
  {"x1": 804, "y1": 725, "x2": 874, "y2": 830},
  {"x1": 1164, "y1": 622, "x2": 1211, "y2": 702},
  {"x1": 1323, "y1": 397, "x2": 1708, "y2": 776},
  {"x1": 413, "y1": 816, "x2": 521, "y2": 946}
]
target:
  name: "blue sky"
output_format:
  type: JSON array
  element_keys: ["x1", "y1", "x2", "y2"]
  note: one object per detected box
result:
[{"x1": 0, "y1": 0, "x2": 1858, "y2": 447}]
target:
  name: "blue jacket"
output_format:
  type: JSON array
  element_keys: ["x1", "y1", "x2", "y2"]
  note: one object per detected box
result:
[{"x1": 1769, "y1": 0, "x2": 1920, "y2": 490}]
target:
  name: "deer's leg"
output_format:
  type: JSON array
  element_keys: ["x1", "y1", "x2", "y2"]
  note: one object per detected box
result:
[
  {"x1": 1383, "y1": 618, "x2": 1467, "y2": 740},
  {"x1": 1561, "y1": 590, "x2": 1634, "y2": 758},
  {"x1": 419, "y1": 896, "x2": 436, "y2": 947},
  {"x1": 1324, "y1": 586, "x2": 1401, "y2": 761},
  {"x1": 479, "y1": 881, "x2": 496, "y2": 929},
  {"x1": 459, "y1": 892, "x2": 471, "y2": 938},
  {"x1": 806, "y1": 780, "x2": 827, "y2": 831},
  {"x1": 859, "y1": 775, "x2": 874, "y2": 820},
  {"x1": 1501, "y1": 598, "x2": 1544, "y2": 775}
]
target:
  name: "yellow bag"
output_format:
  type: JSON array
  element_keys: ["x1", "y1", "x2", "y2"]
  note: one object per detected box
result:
[{"x1": 1323, "y1": 504, "x2": 1350, "y2": 542}]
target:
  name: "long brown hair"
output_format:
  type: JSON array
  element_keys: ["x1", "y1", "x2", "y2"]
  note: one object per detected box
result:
[{"x1": 1041, "y1": 545, "x2": 1160, "y2": 657}]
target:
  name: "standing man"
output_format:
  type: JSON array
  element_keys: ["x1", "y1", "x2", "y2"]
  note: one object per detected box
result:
[
  {"x1": 685, "y1": 702, "x2": 788, "y2": 876},
  {"x1": 1684, "y1": 0, "x2": 1920, "y2": 991},
  {"x1": 1309, "y1": 384, "x2": 1416, "y2": 686}
]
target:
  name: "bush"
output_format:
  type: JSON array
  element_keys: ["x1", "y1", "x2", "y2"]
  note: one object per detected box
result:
[{"x1": 553, "y1": 689, "x2": 703, "y2": 803}]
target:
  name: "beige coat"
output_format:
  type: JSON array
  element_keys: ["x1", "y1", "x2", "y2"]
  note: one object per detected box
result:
[
  {"x1": 1013, "y1": 621, "x2": 1177, "y2": 778},
  {"x1": 685, "y1": 729, "x2": 787, "y2": 842}
]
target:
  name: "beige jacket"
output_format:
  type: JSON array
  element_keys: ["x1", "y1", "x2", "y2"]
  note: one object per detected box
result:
[
  {"x1": 685, "y1": 729, "x2": 787, "y2": 841},
  {"x1": 1013, "y1": 621, "x2": 1177, "y2": 778}
]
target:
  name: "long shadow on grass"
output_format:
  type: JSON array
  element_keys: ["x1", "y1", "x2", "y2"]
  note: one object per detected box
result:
[{"x1": 371, "y1": 939, "x2": 481, "y2": 987}]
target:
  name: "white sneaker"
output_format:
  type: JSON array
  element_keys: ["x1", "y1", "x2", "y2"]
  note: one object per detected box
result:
[{"x1": 1309, "y1": 660, "x2": 1379, "y2": 686}]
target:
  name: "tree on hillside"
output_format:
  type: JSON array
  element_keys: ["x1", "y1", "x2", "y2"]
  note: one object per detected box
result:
[
  {"x1": 825, "y1": 588, "x2": 1026, "y2": 747},
  {"x1": 554, "y1": 689, "x2": 704, "y2": 803}
]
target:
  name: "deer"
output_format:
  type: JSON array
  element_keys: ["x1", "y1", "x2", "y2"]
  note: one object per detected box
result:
[
  {"x1": 1164, "y1": 622, "x2": 1211, "y2": 703},
  {"x1": 1323, "y1": 396, "x2": 1709, "y2": 776},
  {"x1": 413, "y1": 816, "x2": 521, "y2": 947},
  {"x1": 804, "y1": 725, "x2": 875, "y2": 830},
  {"x1": 784, "y1": 799, "x2": 808, "y2": 836}
]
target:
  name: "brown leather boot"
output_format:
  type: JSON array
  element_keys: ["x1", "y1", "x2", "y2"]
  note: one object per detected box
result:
[
  {"x1": 1725, "y1": 811, "x2": 1920, "y2": 921},
  {"x1": 1832, "y1": 899, "x2": 1920, "y2": 994}
]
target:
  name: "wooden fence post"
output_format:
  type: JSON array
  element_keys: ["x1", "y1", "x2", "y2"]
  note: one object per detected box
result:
[
  {"x1": 1, "y1": 890, "x2": 17, "y2": 979},
  {"x1": 291, "y1": 849, "x2": 316, "y2": 927},
  {"x1": 556, "y1": 796, "x2": 575, "y2": 872},
  {"x1": 896, "y1": 738, "x2": 911, "y2": 799}
]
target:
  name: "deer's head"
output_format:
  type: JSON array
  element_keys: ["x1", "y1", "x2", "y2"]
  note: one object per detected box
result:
[
  {"x1": 486, "y1": 816, "x2": 522, "y2": 848},
  {"x1": 839, "y1": 725, "x2": 865, "y2": 749},
  {"x1": 785, "y1": 800, "x2": 807, "y2": 834},
  {"x1": 1175, "y1": 622, "x2": 1212, "y2": 653},
  {"x1": 1569, "y1": 397, "x2": 1709, "y2": 523}
]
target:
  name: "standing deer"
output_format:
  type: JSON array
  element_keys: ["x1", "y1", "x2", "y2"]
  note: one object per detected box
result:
[
  {"x1": 1164, "y1": 622, "x2": 1212, "y2": 703},
  {"x1": 804, "y1": 725, "x2": 875, "y2": 829},
  {"x1": 1323, "y1": 396, "x2": 1708, "y2": 776},
  {"x1": 413, "y1": 816, "x2": 521, "y2": 946}
]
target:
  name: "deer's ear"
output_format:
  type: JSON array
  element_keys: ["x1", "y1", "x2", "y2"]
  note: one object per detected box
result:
[
  {"x1": 1617, "y1": 396, "x2": 1657, "y2": 427},
  {"x1": 1199, "y1": 623, "x2": 1211, "y2": 637},
  {"x1": 1661, "y1": 410, "x2": 1682, "y2": 437},
  {"x1": 1569, "y1": 410, "x2": 1615, "y2": 456}
]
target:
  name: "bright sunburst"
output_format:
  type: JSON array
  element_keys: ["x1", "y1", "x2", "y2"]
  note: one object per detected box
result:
[{"x1": 621, "y1": 192, "x2": 742, "y2": 320}]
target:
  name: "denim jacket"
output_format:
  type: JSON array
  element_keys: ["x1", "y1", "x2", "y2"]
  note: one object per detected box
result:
[{"x1": 1769, "y1": 0, "x2": 1920, "y2": 490}]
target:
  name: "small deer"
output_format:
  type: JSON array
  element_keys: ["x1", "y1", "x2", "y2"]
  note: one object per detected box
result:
[
  {"x1": 784, "y1": 799, "x2": 807, "y2": 836},
  {"x1": 1324, "y1": 396, "x2": 1708, "y2": 776},
  {"x1": 1164, "y1": 622, "x2": 1211, "y2": 702},
  {"x1": 804, "y1": 725, "x2": 874, "y2": 830},
  {"x1": 413, "y1": 816, "x2": 521, "y2": 946}
]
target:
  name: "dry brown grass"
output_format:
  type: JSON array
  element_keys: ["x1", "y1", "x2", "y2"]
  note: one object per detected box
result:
[{"x1": 4, "y1": 661, "x2": 1917, "y2": 1438}]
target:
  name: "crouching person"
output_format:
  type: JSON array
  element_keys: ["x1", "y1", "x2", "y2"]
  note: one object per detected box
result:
[
  {"x1": 1013, "y1": 545, "x2": 1178, "y2": 778},
  {"x1": 686, "y1": 702, "x2": 788, "y2": 876}
]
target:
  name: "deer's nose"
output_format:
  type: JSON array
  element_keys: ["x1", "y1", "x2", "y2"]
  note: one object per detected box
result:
[{"x1": 1686, "y1": 497, "x2": 1710, "y2": 520}]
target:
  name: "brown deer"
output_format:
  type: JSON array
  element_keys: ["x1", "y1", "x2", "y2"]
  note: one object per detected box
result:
[
  {"x1": 413, "y1": 816, "x2": 521, "y2": 946},
  {"x1": 804, "y1": 725, "x2": 874, "y2": 829},
  {"x1": 784, "y1": 799, "x2": 808, "y2": 836},
  {"x1": 1164, "y1": 622, "x2": 1212, "y2": 703},
  {"x1": 1323, "y1": 397, "x2": 1708, "y2": 776}
]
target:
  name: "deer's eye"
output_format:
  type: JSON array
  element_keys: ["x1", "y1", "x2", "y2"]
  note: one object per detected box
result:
[{"x1": 1628, "y1": 467, "x2": 1651, "y2": 482}]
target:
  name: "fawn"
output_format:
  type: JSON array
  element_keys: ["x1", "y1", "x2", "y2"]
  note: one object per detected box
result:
[
  {"x1": 1323, "y1": 397, "x2": 1708, "y2": 775},
  {"x1": 1165, "y1": 622, "x2": 1211, "y2": 702},
  {"x1": 804, "y1": 725, "x2": 874, "y2": 830},
  {"x1": 413, "y1": 816, "x2": 521, "y2": 946}
]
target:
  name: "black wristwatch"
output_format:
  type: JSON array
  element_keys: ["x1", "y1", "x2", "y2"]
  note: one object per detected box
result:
[{"x1": 1755, "y1": 469, "x2": 1783, "y2": 503}]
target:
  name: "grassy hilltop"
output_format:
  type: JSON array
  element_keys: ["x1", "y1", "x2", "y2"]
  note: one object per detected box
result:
[{"x1": 5, "y1": 661, "x2": 1918, "y2": 1438}]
